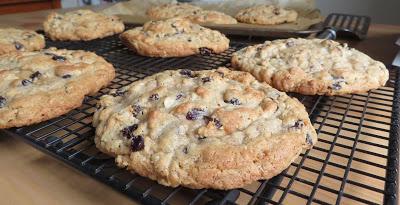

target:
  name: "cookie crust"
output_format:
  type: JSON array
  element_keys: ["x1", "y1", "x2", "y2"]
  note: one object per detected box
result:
[
  {"x1": 0, "y1": 28, "x2": 45, "y2": 55},
  {"x1": 184, "y1": 10, "x2": 237, "y2": 24},
  {"x1": 235, "y1": 5, "x2": 298, "y2": 25},
  {"x1": 43, "y1": 9, "x2": 125, "y2": 41},
  {"x1": 0, "y1": 48, "x2": 115, "y2": 129},
  {"x1": 146, "y1": 3, "x2": 202, "y2": 20},
  {"x1": 93, "y1": 67, "x2": 317, "y2": 189},
  {"x1": 231, "y1": 38, "x2": 389, "y2": 95},
  {"x1": 120, "y1": 18, "x2": 229, "y2": 57}
]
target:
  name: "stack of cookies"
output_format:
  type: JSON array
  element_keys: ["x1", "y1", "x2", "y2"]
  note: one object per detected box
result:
[{"x1": 0, "y1": 4, "x2": 389, "y2": 191}]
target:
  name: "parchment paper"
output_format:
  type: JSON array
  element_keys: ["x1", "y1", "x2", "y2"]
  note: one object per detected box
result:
[{"x1": 102, "y1": 0, "x2": 323, "y2": 31}]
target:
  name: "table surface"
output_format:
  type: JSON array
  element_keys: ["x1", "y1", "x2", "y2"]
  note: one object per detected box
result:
[{"x1": 0, "y1": 6, "x2": 399, "y2": 205}]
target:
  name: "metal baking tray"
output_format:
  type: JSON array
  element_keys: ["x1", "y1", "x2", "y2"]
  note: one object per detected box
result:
[{"x1": 1, "y1": 25, "x2": 398, "y2": 204}]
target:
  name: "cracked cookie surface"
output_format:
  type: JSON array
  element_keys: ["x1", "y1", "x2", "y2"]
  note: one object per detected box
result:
[
  {"x1": 43, "y1": 9, "x2": 124, "y2": 41},
  {"x1": 146, "y1": 3, "x2": 202, "y2": 20},
  {"x1": 93, "y1": 67, "x2": 317, "y2": 189},
  {"x1": 232, "y1": 38, "x2": 389, "y2": 95},
  {"x1": 184, "y1": 10, "x2": 237, "y2": 24},
  {"x1": 235, "y1": 5, "x2": 298, "y2": 25},
  {"x1": 0, "y1": 48, "x2": 115, "y2": 129},
  {"x1": 0, "y1": 28, "x2": 45, "y2": 55},
  {"x1": 120, "y1": 18, "x2": 229, "y2": 57}
]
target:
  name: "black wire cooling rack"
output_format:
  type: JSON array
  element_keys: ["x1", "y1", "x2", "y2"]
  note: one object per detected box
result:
[{"x1": 1, "y1": 26, "x2": 399, "y2": 205}]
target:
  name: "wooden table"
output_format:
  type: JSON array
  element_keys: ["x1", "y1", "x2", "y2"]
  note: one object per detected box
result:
[{"x1": 0, "y1": 6, "x2": 399, "y2": 205}]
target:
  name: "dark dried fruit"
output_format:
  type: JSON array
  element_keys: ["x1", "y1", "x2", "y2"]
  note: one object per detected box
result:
[
  {"x1": 186, "y1": 108, "x2": 206, "y2": 120},
  {"x1": 21, "y1": 79, "x2": 32, "y2": 86},
  {"x1": 224, "y1": 98, "x2": 241, "y2": 105},
  {"x1": 199, "y1": 47, "x2": 213, "y2": 55},
  {"x1": 0, "y1": 96, "x2": 6, "y2": 108},
  {"x1": 204, "y1": 116, "x2": 222, "y2": 129},
  {"x1": 292, "y1": 120, "x2": 305, "y2": 129},
  {"x1": 62, "y1": 74, "x2": 71, "y2": 79},
  {"x1": 176, "y1": 93, "x2": 184, "y2": 100},
  {"x1": 121, "y1": 124, "x2": 139, "y2": 139},
  {"x1": 198, "y1": 136, "x2": 207, "y2": 140},
  {"x1": 286, "y1": 41, "x2": 295, "y2": 47},
  {"x1": 183, "y1": 147, "x2": 188, "y2": 154},
  {"x1": 111, "y1": 89, "x2": 126, "y2": 97},
  {"x1": 273, "y1": 8, "x2": 281, "y2": 15},
  {"x1": 201, "y1": 77, "x2": 211, "y2": 83},
  {"x1": 52, "y1": 55, "x2": 66, "y2": 62},
  {"x1": 131, "y1": 135, "x2": 144, "y2": 151},
  {"x1": 149, "y1": 93, "x2": 160, "y2": 101},
  {"x1": 179, "y1": 69, "x2": 196, "y2": 78},
  {"x1": 306, "y1": 133, "x2": 313, "y2": 146},
  {"x1": 30, "y1": 71, "x2": 41, "y2": 80},
  {"x1": 132, "y1": 104, "x2": 143, "y2": 117},
  {"x1": 14, "y1": 42, "x2": 24, "y2": 50},
  {"x1": 330, "y1": 82, "x2": 342, "y2": 90},
  {"x1": 213, "y1": 118, "x2": 223, "y2": 129}
]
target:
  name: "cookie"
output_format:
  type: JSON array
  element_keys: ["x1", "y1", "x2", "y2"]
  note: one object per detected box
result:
[
  {"x1": 43, "y1": 9, "x2": 125, "y2": 41},
  {"x1": 120, "y1": 18, "x2": 229, "y2": 57},
  {"x1": 231, "y1": 38, "x2": 389, "y2": 95},
  {"x1": 93, "y1": 67, "x2": 317, "y2": 189},
  {"x1": 0, "y1": 48, "x2": 115, "y2": 129},
  {"x1": 0, "y1": 28, "x2": 45, "y2": 55},
  {"x1": 184, "y1": 10, "x2": 237, "y2": 24},
  {"x1": 146, "y1": 3, "x2": 202, "y2": 20},
  {"x1": 235, "y1": 5, "x2": 298, "y2": 25}
]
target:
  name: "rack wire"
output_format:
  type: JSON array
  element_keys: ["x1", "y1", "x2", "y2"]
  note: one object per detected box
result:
[{"x1": 2, "y1": 26, "x2": 398, "y2": 204}]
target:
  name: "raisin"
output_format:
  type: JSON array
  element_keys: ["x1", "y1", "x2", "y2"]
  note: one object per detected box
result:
[
  {"x1": 62, "y1": 74, "x2": 71, "y2": 79},
  {"x1": 21, "y1": 79, "x2": 32, "y2": 86},
  {"x1": 306, "y1": 133, "x2": 313, "y2": 146},
  {"x1": 199, "y1": 47, "x2": 213, "y2": 55},
  {"x1": 179, "y1": 69, "x2": 196, "y2": 78},
  {"x1": 224, "y1": 98, "x2": 241, "y2": 105},
  {"x1": 331, "y1": 82, "x2": 342, "y2": 90},
  {"x1": 183, "y1": 147, "x2": 188, "y2": 154},
  {"x1": 213, "y1": 118, "x2": 223, "y2": 129},
  {"x1": 204, "y1": 116, "x2": 222, "y2": 128},
  {"x1": 131, "y1": 135, "x2": 144, "y2": 151},
  {"x1": 176, "y1": 93, "x2": 184, "y2": 100},
  {"x1": 132, "y1": 104, "x2": 143, "y2": 117},
  {"x1": 201, "y1": 77, "x2": 211, "y2": 83},
  {"x1": 0, "y1": 96, "x2": 6, "y2": 108},
  {"x1": 186, "y1": 108, "x2": 206, "y2": 120},
  {"x1": 292, "y1": 120, "x2": 305, "y2": 129},
  {"x1": 198, "y1": 136, "x2": 207, "y2": 140},
  {"x1": 111, "y1": 89, "x2": 126, "y2": 97},
  {"x1": 187, "y1": 38, "x2": 192, "y2": 42},
  {"x1": 149, "y1": 93, "x2": 160, "y2": 101},
  {"x1": 273, "y1": 8, "x2": 281, "y2": 15},
  {"x1": 14, "y1": 42, "x2": 24, "y2": 50},
  {"x1": 30, "y1": 71, "x2": 41, "y2": 80},
  {"x1": 121, "y1": 124, "x2": 139, "y2": 139},
  {"x1": 286, "y1": 41, "x2": 295, "y2": 47},
  {"x1": 52, "y1": 55, "x2": 66, "y2": 62}
]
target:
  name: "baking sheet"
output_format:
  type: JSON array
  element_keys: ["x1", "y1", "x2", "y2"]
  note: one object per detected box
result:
[{"x1": 101, "y1": 0, "x2": 324, "y2": 35}]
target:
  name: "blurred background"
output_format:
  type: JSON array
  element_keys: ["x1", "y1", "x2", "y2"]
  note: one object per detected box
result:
[{"x1": 1, "y1": 0, "x2": 399, "y2": 25}]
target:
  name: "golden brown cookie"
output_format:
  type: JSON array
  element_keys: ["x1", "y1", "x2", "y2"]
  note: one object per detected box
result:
[
  {"x1": 120, "y1": 18, "x2": 229, "y2": 57},
  {"x1": 93, "y1": 67, "x2": 317, "y2": 189},
  {"x1": 235, "y1": 5, "x2": 298, "y2": 25},
  {"x1": 43, "y1": 9, "x2": 125, "y2": 41},
  {"x1": 232, "y1": 38, "x2": 389, "y2": 95},
  {"x1": 0, "y1": 28, "x2": 45, "y2": 55},
  {"x1": 0, "y1": 48, "x2": 115, "y2": 129}
]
